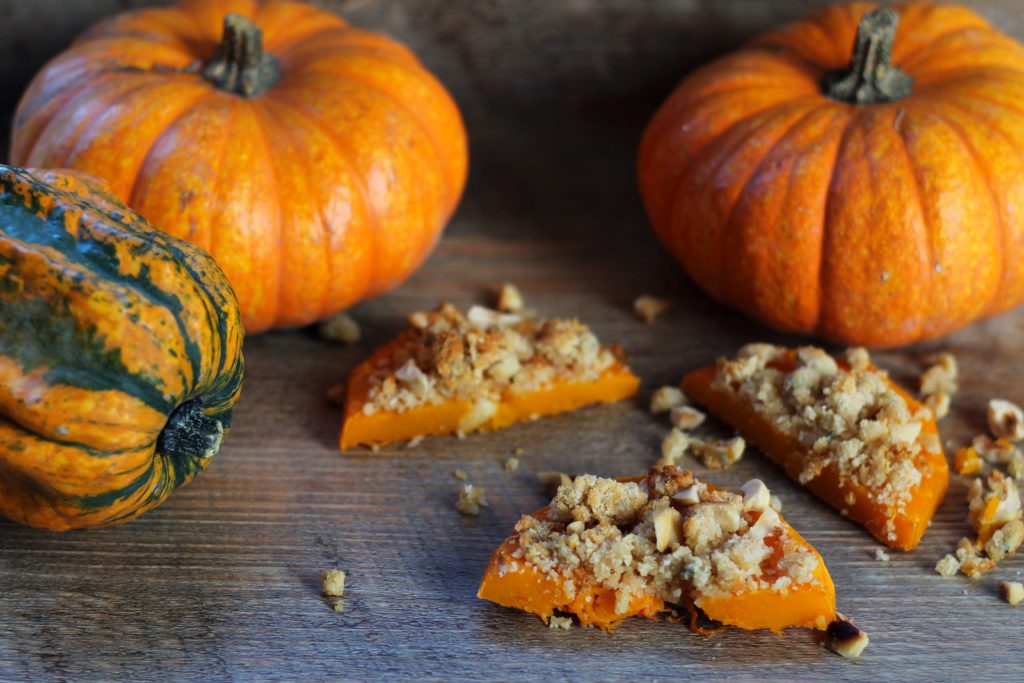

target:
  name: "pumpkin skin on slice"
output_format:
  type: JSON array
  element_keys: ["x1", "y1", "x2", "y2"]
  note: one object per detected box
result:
[
  {"x1": 339, "y1": 303, "x2": 639, "y2": 450},
  {"x1": 477, "y1": 468, "x2": 836, "y2": 634},
  {"x1": 683, "y1": 345, "x2": 948, "y2": 551}
]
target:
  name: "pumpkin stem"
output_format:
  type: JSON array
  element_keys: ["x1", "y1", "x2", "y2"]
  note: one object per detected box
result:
[
  {"x1": 202, "y1": 13, "x2": 280, "y2": 97},
  {"x1": 823, "y1": 5, "x2": 912, "y2": 104},
  {"x1": 157, "y1": 398, "x2": 225, "y2": 463}
]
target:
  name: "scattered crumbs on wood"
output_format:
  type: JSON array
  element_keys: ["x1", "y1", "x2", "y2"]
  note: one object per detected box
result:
[
  {"x1": 453, "y1": 468, "x2": 468, "y2": 480},
  {"x1": 406, "y1": 435, "x2": 424, "y2": 449},
  {"x1": 370, "y1": 444, "x2": 381, "y2": 453},
  {"x1": 514, "y1": 447, "x2": 525, "y2": 456},
  {"x1": 548, "y1": 616, "x2": 572, "y2": 630},
  {"x1": 874, "y1": 548, "x2": 890, "y2": 563},
  {"x1": 633, "y1": 295, "x2": 670, "y2": 324},
  {"x1": 504, "y1": 457, "x2": 520, "y2": 473},
  {"x1": 1001, "y1": 580, "x2": 1023, "y2": 605},
  {"x1": 318, "y1": 311, "x2": 361, "y2": 344},
  {"x1": 496, "y1": 282, "x2": 525, "y2": 313},
  {"x1": 456, "y1": 484, "x2": 488, "y2": 515},
  {"x1": 322, "y1": 568, "x2": 347, "y2": 613}
]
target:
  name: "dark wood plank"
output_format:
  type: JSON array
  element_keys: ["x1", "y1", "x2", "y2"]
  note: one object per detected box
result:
[{"x1": 1, "y1": 1, "x2": 1024, "y2": 680}]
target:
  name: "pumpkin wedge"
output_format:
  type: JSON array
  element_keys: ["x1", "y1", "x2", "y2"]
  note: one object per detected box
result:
[
  {"x1": 339, "y1": 303, "x2": 638, "y2": 449},
  {"x1": 683, "y1": 345, "x2": 948, "y2": 550},
  {"x1": 478, "y1": 466, "x2": 836, "y2": 634}
]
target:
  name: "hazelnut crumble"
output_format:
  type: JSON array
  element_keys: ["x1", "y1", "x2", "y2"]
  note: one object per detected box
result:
[
  {"x1": 919, "y1": 353, "x2": 957, "y2": 420},
  {"x1": 987, "y1": 399, "x2": 1024, "y2": 441},
  {"x1": 322, "y1": 568, "x2": 347, "y2": 613},
  {"x1": 634, "y1": 295, "x2": 670, "y2": 324},
  {"x1": 457, "y1": 484, "x2": 489, "y2": 516},
  {"x1": 548, "y1": 615, "x2": 573, "y2": 630},
  {"x1": 1001, "y1": 580, "x2": 1024, "y2": 606},
  {"x1": 505, "y1": 457, "x2": 520, "y2": 473},
  {"x1": 651, "y1": 386, "x2": 687, "y2": 415},
  {"x1": 503, "y1": 467, "x2": 824, "y2": 617},
  {"x1": 496, "y1": 283, "x2": 525, "y2": 314},
  {"x1": 318, "y1": 312, "x2": 361, "y2": 345}
]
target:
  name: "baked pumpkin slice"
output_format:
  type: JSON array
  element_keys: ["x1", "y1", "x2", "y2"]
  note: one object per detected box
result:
[
  {"x1": 683, "y1": 345, "x2": 949, "y2": 551},
  {"x1": 340, "y1": 302, "x2": 638, "y2": 449},
  {"x1": 478, "y1": 466, "x2": 836, "y2": 634}
]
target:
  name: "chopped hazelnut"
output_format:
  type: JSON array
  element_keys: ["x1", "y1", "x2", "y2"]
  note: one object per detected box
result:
[
  {"x1": 395, "y1": 359, "x2": 430, "y2": 397},
  {"x1": 453, "y1": 468, "x2": 468, "y2": 481},
  {"x1": 934, "y1": 554, "x2": 960, "y2": 577},
  {"x1": 659, "y1": 428, "x2": 690, "y2": 466},
  {"x1": 466, "y1": 304, "x2": 522, "y2": 329},
  {"x1": 988, "y1": 399, "x2": 1024, "y2": 441},
  {"x1": 318, "y1": 312, "x2": 361, "y2": 344},
  {"x1": 874, "y1": 548, "x2": 890, "y2": 562},
  {"x1": 825, "y1": 617, "x2": 869, "y2": 659},
  {"x1": 1001, "y1": 580, "x2": 1024, "y2": 605},
  {"x1": 505, "y1": 457, "x2": 520, "y2": 473},
  {"x1": 633, "y1": 295, "x2": 670, "y2": 324},
  {"x1": 672, "y1": 485, "x2": 700, "y2": 505},
  {"x1": 653, "y1": 506, "x2": 683, "y2": 551},
  {"x1": 691, "y1": 436, "x2": 745, "y2": 470},
  {"x1": 321, "y1": 569, "x2": 347, "y2": 597},
  {"x1": 925, "y1": 391, "x2": 951, "y2": 420},
  {"x1": 650, "y1": 386, "x2": 687, "y2": 415},
  {"x1": 548, "y1": 615, "x2": 573, "y2": 630},
  {"x1": 740, "y1": 479, "x2": 770, "y2": 513},
  {"x1": 670, "y1": 406, "x2": 706, "y2": 431},
  {"x1": 458, "y1": 398, "x2": 498, "y2": 433},
  {"x1": 496, "y1": 282, "x2": 525, "y2": 313},
  {"x1": 406, "y1": 435, "x2": 424, "y2": 449},
  {"x1": 456, "y1": 484, "x2": 489, "y2": 516}
]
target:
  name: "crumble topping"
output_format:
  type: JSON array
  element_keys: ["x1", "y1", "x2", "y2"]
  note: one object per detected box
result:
[
  {"x1": 1001, "y1": 581, "x2": 1024, "y2": 605},
  {"x1": 658, "y1": 429, "x2": 690, "y2": 467},
  {"x1": 548, "y1": 615, "x2": 573, "y2": 630},
  {"x1": 505, "y1": 457, "x2": 520, "y2": 473},
  {"x1": 919, "y1": 353, "x2": 957, "y2": 420},
  {"x1": 690, "y1": 436, "x2": 745, "y2": 470},
  {"x1": 711, "y1": 345, "x2": 930, "y2": 514},
  {"x1": 322, "y1": 568, "x2": 347, "y2": 613},
  {"x1": 634, "y1": 295, "x2": 671, "y2": 324},
  {"x1": 506, "y1": 467, "x2": 822, "y2": 615},
  {"x1": 457, "y1": 484, "x2": 489, "y2": 516},
  {"x1": 319, "y1": 311, "x2": 361, "y2": 344},
  {"x1": 874, "y1": 548, "x2": 891, "y2": 563},
  {"x1": 496, "y1": 283, "x2": 525, "y2": 313},
  {"x1": 988, "y1": 399, "x2": 1024, "y2": 441},
  {"x1": 362, "y1": 302, "x2": 621, "y2": 415},
  {"x1": 670, "y1": 406, "x2": 706, "y2": 431},
  {"x1": 650, "y1": 386, "x2": 688, "y2": 415}
]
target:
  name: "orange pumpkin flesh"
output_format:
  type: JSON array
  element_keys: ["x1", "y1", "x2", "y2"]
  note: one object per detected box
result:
[
  {"x1": 683, "y1": 351, "x2": 949, "y2": 551},
  {"x1": 638, "y1": 3, "x2": 1024, "y2": 347},
  {"x1": 478, "y1": 475, "x2": 836, "y2": 634},
  {"x1": 11, "y1": 0, "x2": 468, "y2": 333},
  {"x1": 340, "y1": 340, "x2": 639, "y2": 449}
]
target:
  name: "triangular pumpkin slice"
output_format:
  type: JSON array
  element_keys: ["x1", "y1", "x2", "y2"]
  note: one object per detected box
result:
[
  {"x1": 478, "y1": 466, "x2": 836, "y2": 634},
  {"x1": 682, "y1": 344, "x2": 949, "y2": 551},
  {"x1": 340, "y1": 303, "x2": 638, "y2": 449}
]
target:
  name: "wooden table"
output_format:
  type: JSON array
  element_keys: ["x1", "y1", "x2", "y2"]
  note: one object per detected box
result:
[{"x1": 3, "y1": 1, "x2": 1024, "y2": 680}]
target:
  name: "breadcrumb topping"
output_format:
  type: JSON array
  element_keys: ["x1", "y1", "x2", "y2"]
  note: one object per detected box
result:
[
  {"x1": 505, "y1": 467, "x2": 822, "y2": 615},
  {"x1": 919, "y1": 353, "x2": 957, "y2": 420},
  {"x1": 711, "y1": 345, "x2": 933, "y2": 522},
  {"x1": 362, "y1": 302, "x2": 622, "y2": 415},
  {"x1": 457, "y1": 484, "x2": 489, "y2": 516}
]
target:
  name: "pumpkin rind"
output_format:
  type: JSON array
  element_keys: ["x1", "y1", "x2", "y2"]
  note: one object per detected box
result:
[
  {"x1": 10, "y1": 0, "x2": 468, "y2": 334},
  {"x1": 0, "y1": 165, "x2": 243, "y2": 530},
  {"x1": 638, "y1": 2, "x2": 1024, "y2": 347}
]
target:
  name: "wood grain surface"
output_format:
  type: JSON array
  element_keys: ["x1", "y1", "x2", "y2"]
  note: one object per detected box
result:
[{"x1": 2, "y1": 1, "x2": 1024, "y2": 681}]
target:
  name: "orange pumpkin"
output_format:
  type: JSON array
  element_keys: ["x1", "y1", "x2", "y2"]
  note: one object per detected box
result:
[
  {"x1": 11, "y1": 0, "x2": 468, "y2": 333},
  {"x1": 638, "y1": 3, "x2": 1024, "y2": 347}
]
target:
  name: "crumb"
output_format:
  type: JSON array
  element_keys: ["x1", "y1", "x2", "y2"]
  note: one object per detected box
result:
[
  {"x1": 690, "y1": 436, "x2": 745, "y2": 470},
  {"x1": 333, "y1": 600, "x2": 346, "y2": 614},
  {"x1": 326, "y1": 383, "x2": 347, "y2": 406},
  {"x1": 505, "y1": 457, "x2": 520, "y2": 473},
  {"x1": 406, "y1": 435, "x2": 424, "y2": 449},
  {"x1": 669, "y1": 406, "x2": 706, "y2": 431},
  {"x1": 935, "y1": 554, "x2": 960, "y2": 577},
  {"x1": 453, "y1": 468, "x2": 468, "y2": 480},
  {"x1": 548, "y1": 616, "x2": 573, "y2": 630},
  {"x1": 658, "y1": 428, "x2": 690, "y2": 467},
  {"x1": 321, "y1": 569, "x2": 347, "y2": 597},
  {"x1": 953, "y1": 446, "x2": 984, "y2": 476},
  {"x1": 650, "y1": 386, "x2": 687, "y2": 415},
  {"x1": 1001, "y1": 580, "x2": 1024, "y2": 605},
  {"x1": 919, "y1": 353, "x2": 958, "y2": 419},
  {"x1": 457, "y1": 484, "x2": 489, "y2": 515},
  {"x1": 825, "y1": 617, "x2": 869, "y2": 658},
  {"x1": 497, "y1": 282, "x2": 525, "y2": 313},
  {"x1": 370, "y1": 444, "x2": 380, "y2": 453},
  {"x1": 633, "y1": 295, "x2": 670, "y2": 324},
  {"x1": 874, "y1": 548, "x2": 890, "y2": 563},
  {"x1": 988, "y1": 399, "x2": 1024, "y2": 441},
  {"x1": 318, "y1": 312, "x2": 361, "y2": 344},
  {"x1": 514, "y1": 447, "x2": 525, "y2": 456}
]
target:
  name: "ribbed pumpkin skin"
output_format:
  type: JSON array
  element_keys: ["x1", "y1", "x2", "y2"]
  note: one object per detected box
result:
[
  {"x1": 0, "y1": 165, "x2": 243, "y2": 531},
  {"x1": 10, "y1": 0, "x2": 468, "y2": 334},
  {"x1": 638, "y1": 2, "x2": 1024, "y2": 347}
]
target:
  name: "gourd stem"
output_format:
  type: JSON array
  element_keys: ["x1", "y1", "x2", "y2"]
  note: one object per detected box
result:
[
  {"x1": 202, "y1": 13, "x2": 280, "y2": 97},
  {"x1": 157, "y1": 399, "x2": 224, "y2": 462},
  {"x1": 823, "y1": 5, "x2": 912, "y2": 104}
]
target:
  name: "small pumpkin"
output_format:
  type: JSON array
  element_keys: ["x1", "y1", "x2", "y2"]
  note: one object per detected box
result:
[
  {"x1": 639, "y1": 3, "x2": 1024, "y2": 347},
  {"x1": 0, "y1": 165, "x2": 243, "y2": 530},
  {"x1": 11, "y1": 0, "x2": 468, "y2": 334}
]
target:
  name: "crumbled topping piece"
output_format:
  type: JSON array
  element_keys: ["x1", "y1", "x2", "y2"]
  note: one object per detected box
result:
[
  {"x1": 318, "y1": 312, "x2": 361, "y2": 344},
  {"x1": 973, "y1": 435, "x2": 1016, "y2": 465},
  {"x1": 361, "y1": 302, "x2": 620, "y2": 416},
  {"x1": 457, "y1": 484, "x2": 489, "y2": 515},
  {"x1": 968, "y1": 471, "x2": 1022, "y2": 541},
  {"x1": 1009, "y1": 451, "x2": 1024, "y2": 481},
  {"x1": 874, "y1": 548, "x2": 890, "y2": 562},
  {"x1": 919, "y1": 353, "x2": 957, "y2": 419},
  {"x1": 405, "y1": 435, "x2": 424, "y2": 449},
  {"x1": 538, "y1": 471, "x2": 573, "y2": 491},
  {"x1": 512, "y1": 467, "x2": 822, "y2": 615},
  {"x1": 458, "y1": 398, "x2": 497, "y2": 433},
  {"x1": 322, "y1": 569, "x2": 347, "y2": 597},
  {"x1": 633, "y1": 295, "x2": 670, "y2": 324},
  {"x1": 924, "y1": 392, "x2": 951, "y2": 420},
  {"x1": 935, "y1": 554, "x2": 960, "y2": 577},
  {"x1": 670, "y1": 406, "x2": 706, "y2": 431},
  {"x1": 825, "y1": 617, "x2": 869, "y2": 658},
  {"x1": 505, "y1": 457, "x2": 520, "y2": 473},
  {"x1": 953, "y1": 446, "x2": 984, "y2": 476},
  {"x1": 453, "y1": 468, "x2": 468, "y2": 480},
  {"x1": 548, "y1": 615, "x2": 573, "y2": 630},
  {"x1": 956, "y1": 537, "x2": 996, "y2": 578},
  {"x1": 740, "y1": 479, "x2": 769, "y2": 512},
  {"x1": 1001, "y1": 580, "x2": 1024, "y2": 605},
  {"x1": 988, "y1": 399, "x2": 1024, "y2": 441},
  {"x1": 658, "y1": 428, "x2": 690, "y2": 467},
  {"x1": 650, "y1": 386, "x2": 687, "y2": 415},
  {"x1": 712, "y1": 345, "x2": 927, "y2": 510},
  {"x1": 691, "y1": 436, "x2": 745, "y2": 470},
  {"x1": 985, "y1": 519, "x2": 1024, "y2": 562},
  {"x1": 326, "y1": 383, "x2": 347, "y2": 406},
  {"x1": 497, "y1": 283, "x2": 525, "y2": 313}
]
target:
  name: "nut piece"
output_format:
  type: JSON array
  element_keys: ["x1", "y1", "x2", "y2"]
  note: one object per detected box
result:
[
  {"x1": 458, "y1": 398, "x2": 498, "y2": 433},
  {"x1": 1001, "y1": 580, "x2": 1024, "y2": 605},
  {"x1": 548, "y1": 615, "x2": 573, "y2": 630},
  {"x1": 653, "y1": 506, "x2": 683, "y2": 552},
  {"x1": 633, "y1": 295, "x2": 670, "y2": 324},
  {"x1": 988, "y1": 399, "x2": 1024, "y2": 441},
  {"x1": 504, "y1": 457, "x2": 520, "y2": 473},
  {"x1": 925, "y1": 391, "x2": 951, "y2": 420},
  {"x1": 874, "y1": 548, "x2": 890, "y2": 562},
  {"x1": 650, "y1": 386, "x2": 687, "y2": 415},
  {"x1": 659, "y1": 428, "x2": 690, "y2": 466},
  {"x1": 825, "y1": 618, "x2": 869, "y2": 659},
  {"x1": 453, "y1": 468, "x2": 468, "y2": 481},
  {"x1": 670, "y1": 406, "x2": 706, "y2": 431},
  {"x1": 496, "y1": 282, "x2": 525, "y2": 313},
  {"x1": 395, "y1": 359, "x2": 430, "y2": 398},
  {"x1": 467, "y1": 304, "x2": 522, "y2": 329},
  {"x1": 456, "y1": 484, "x2": 489, "y2": 516},
  {"x1": 321, "y1": 569, "x2": 347, "y2": 597},
  {"x1": 318, "y1": 312, "x2": 361, "y2": 344},
  {"x1": 538, "y1": 471, "x2": 573, "y2": 491},
  {"x1": 934, "y1": 554, "x2": 960, "y2": 577},
  {"x1": 740, "y1": 479, "x2": 770, "y2": 513},
  {"x1": 691, "y1": 436, "x2": 745, "y2": 470},
  {"x1": 953, "y1": 447, "x2": 984, "y2": 476},
  {"x1": 672, "y1": 485, "x2": 701, "y2": 506}
]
